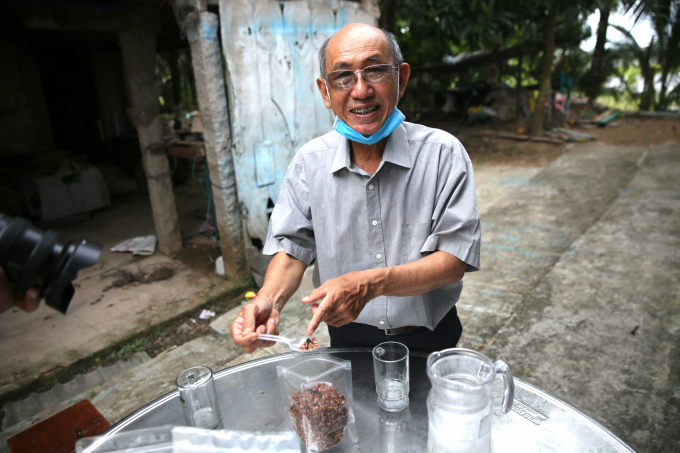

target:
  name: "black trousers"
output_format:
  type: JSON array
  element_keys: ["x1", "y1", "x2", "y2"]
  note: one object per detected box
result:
[{"x1": 328, "y1": 306, "x2": 462, "y2": 354}]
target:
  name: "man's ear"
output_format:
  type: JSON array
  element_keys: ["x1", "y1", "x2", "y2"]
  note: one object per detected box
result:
[
  {"x1": 316, "y1": 77, "x2": 332, "y2": 109},
  {"x1": 398, "y1": 63, "x2": 411, "y2": 99}
]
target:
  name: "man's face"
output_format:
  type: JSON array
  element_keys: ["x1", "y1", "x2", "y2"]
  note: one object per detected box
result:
[{"x1": 316, "y1": 25, "x2": 410, "y2": 137}]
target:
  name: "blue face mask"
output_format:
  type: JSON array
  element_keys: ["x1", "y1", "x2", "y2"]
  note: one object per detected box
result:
[{"x1": 333, "y1": 107, "x2": 405, "y2": 145}]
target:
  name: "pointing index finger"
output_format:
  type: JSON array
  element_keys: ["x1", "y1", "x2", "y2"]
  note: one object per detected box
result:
[{"x1": 306, "y1": 298, "x2": 329, "y2": 336}]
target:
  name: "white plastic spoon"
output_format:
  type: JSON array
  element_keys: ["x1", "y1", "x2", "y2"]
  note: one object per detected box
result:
[{"x1": 258, "y1": 334, "x2": 313, "y2": 351}]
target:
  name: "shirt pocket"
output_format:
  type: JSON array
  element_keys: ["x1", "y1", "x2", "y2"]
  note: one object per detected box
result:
[{"x1": 401, "y1": 222, "x2": 432, "y2": 264}]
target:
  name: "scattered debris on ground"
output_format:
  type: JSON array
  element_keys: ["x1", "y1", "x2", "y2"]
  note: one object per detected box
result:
[
  {"x1": 548, "y1": 128, "x2": 596, "y2": 142},
  {"x1": 473, "y1": 130, "x2": 564, "y2": 145},
  {"x1": 110, "y1": 235, "x2": 158, "y2": 256},
  {"x1": 101, "y1": 264, "x2": 180, "y2": 291},
  {"x1": 199, "y1": 309, "x2": 216, "y2": 320}
]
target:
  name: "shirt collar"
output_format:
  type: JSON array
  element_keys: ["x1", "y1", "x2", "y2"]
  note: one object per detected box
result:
[
  {"x1": 382, "y1": 123, "x2": 411, "y2": 169},
  {"x1": 329, "y1": 123, "x2": 411, "y2": 174},
  {"x1": 330, "y1": 131, "x2": 352, "y2": 174}
]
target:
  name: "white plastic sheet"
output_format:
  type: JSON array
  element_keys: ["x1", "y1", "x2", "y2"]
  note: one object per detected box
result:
[
  {"x1": 76, "y1": 426, "x2": 301, "y2": 453},
  {"x1": 111, "y1": 235, "x2": 157, "y2": 256}
]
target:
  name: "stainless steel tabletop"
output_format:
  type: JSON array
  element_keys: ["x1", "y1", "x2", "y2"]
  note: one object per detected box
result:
[{"x1": 107, "y1": 348, "x2": 635, "y2": 453}]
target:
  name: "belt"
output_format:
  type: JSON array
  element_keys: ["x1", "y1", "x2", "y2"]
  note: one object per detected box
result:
[{"x1": 384, "y1": 325, "x2": 419, "y2": 335}]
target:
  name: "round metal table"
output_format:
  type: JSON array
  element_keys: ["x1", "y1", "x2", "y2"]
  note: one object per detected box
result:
[{"x1": 107, "y1": 348, "x2": 635, "y2": 453}]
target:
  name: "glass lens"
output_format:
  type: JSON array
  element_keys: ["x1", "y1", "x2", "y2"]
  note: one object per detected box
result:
[
  {"x1": 328, "y1": 70, "x2": 355, "y2": 89},
  {"x1": 364, "y1": 65, "x2": 393, "y2": 83},
  {"x1": 326, "y1": 65, "x2": 394, "y2": 90}
]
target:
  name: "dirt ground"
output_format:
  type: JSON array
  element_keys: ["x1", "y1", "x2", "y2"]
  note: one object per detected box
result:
[{"x1": 424, "y1": 115, "x2": 679, "y2": 168}]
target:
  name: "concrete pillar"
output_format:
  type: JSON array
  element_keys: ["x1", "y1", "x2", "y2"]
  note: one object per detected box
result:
[
  {"x1": 183, "y1": 11, "x2": 248, "y2": 279},
  {"x1": 119, "y1": 29, "x2": 183, "y2": 256}
]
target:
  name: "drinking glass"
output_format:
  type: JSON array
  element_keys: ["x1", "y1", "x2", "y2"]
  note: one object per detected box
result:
[
  {"x1": 372, "y1": 341, "x2": 409, "y2": 412},
  {"x1": 176, "y1": 366, "x2": 223, "y2": 429}
]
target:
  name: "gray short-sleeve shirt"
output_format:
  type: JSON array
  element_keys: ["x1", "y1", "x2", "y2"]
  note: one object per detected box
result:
[{"x1": 263, "y1": 121, "x2": 481, "y2": 330}]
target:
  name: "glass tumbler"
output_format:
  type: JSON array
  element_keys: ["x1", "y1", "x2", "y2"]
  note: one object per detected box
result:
[
  {"x1": 176, "y1": 366, "x2": 224, "y2": 430},
  {"x1": 372, "y1": 341, "x2": 410, "y2": 412}
]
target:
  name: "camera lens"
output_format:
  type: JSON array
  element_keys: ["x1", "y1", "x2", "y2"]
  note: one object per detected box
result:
[{"x1": 0, "y1": 214, "x2": 102, "y2": 314}]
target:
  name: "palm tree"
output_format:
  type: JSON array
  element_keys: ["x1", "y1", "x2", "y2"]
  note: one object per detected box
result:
[
  {"x1": 621, "y1": 0, "x2": 680, "y2": 110},
  {"x1": 585, "y1": 0, "x2": 619, "y2": 102},
  {"x1": 610, "y1": 24, "x2": 657, "y2": 110}
]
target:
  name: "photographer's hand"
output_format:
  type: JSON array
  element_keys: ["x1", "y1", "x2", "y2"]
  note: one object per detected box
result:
[{"x1": 0, "y1": 267, "x2": 40, "y2": 313}]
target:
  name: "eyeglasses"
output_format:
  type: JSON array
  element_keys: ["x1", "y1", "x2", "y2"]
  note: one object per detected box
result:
[{"x1": 324, "y1": 64, "x2": 397, "y2": 90}]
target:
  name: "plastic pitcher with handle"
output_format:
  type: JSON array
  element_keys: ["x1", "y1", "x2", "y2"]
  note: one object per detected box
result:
[{"x1": 426, "y1": 348, "x2": 514, "y2": 453}]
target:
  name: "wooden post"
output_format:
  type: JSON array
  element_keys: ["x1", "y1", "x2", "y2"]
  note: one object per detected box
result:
[
  {"x1": 183, "y1": 11, "x2": 248, "y2": 279},
  {"x1": 530, "y1": 6, "x2": 557, "y2": 137},
  {"x1": 119, "y1": 28, "x2": 183, "y2": 256}
]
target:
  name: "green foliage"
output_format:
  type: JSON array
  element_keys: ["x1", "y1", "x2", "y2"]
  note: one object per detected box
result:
[
  {"x1": 118, "y1": 338, "x2": 148, "y2": 360},
  {"x1": 666, "y1": 80, "x2": 680, "y2": 106},
  {"x1": 562, "y1": 48, "x2": 596, "y2": 92},
  {"x1": 613, "y1": 0, "x2": 680, "y2": 109},
  {"x1": 394, "y1": 0, "x2": 595, "y2": 66},
  {"x1": 155, "y1": 48, "x2": 198, "y2": 114},
  {"x1": 390, "y1": 0, "x2": 598, "y2": 120},
  {"x1": 599, "y1": 92, "x2": 643, "y2": 109},
  {"x1": 387, "y1": 0, "x2": 679, "y2": 112}
]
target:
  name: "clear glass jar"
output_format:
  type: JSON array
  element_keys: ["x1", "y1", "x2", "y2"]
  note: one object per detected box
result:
[{"x1": 426, "y1": 349, "x2": 514, "y2": 453}]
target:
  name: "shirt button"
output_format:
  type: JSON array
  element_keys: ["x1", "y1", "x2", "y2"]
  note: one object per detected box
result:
[
  {"x1": 371, "y1": 219, "x2": 378, "y2": 226},
  {"x1": 379, "y1": 321, "x2": 385, "y2": 325},
  {"x1": 376, "y1": 253, "x2": 382, "y2": 259},
  {"x1": 368, "y1": 184, "x2": 374, "y2": 190}
]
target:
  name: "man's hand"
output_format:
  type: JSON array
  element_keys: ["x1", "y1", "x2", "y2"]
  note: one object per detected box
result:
[
  {"x1": 302, "y1": 270, "x2": 380, "y2": 336},
  {"x1": 229, "y1": 252, "x2": 308, "y2": 353},
  {"x1": 301, "y1": 252, "x2": 467, "y2": 335},
  {"x1": 0, "y1": 267, "x2": 41, "y2": 314},
  {"x1": 230, "y1": 296, "x2": 281, "y2": 353}
]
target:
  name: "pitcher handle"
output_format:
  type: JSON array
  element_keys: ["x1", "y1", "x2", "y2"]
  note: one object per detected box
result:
[{"x1": 493, "y1": 360, "x2": 515, "y2": 414}]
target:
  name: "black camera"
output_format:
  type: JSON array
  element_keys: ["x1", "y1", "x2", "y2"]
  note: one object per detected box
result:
[{"x1": 0, "y1": 213, "x2": 102, "y2": 314}]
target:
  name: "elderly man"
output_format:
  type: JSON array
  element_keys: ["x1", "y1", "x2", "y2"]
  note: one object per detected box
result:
[{"x1": 231, "y1": 23, "x2": 480, "y2": 353}]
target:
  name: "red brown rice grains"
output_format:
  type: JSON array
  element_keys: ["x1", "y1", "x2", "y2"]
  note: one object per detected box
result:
[
  {"x1": 298, "y1": 337, "x2": 320, "y2": 351},
  {"x1": 289, "y1": 383, "x2": 348, "y2": 450}
]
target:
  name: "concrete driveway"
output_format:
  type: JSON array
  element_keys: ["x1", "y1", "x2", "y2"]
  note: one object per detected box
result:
[{"x1": 475, "y1": 142, "x2": 680, "y2": 452}]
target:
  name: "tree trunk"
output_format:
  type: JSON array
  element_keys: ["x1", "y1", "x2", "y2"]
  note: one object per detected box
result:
[
  {"x1": 656, "y1": 25, "x2": 677, "y2": 111},
  {"x1": 585, "y1": 6, "x2": 610, "y2": 101},
  {"x1": 640, "y1": 66, "x2": 655, "y2": 111},
  {"x1": 531, "y1": 6, "x2": 557, "y2": 137},
  {"x1": 119, "y1": 29, "x2": 183, "y2": 256},
  {"x1": 640, "y1": 41, "x2": 655, "y2": 111},
  {"x1": 657, "y1": 64, "x2": 669, "y2": 110},
  {"x1": 183, "y1": 11, "x2": 248, "y2": 279}
]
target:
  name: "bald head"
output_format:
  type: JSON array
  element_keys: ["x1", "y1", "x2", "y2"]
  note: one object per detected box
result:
[{"x1": 318, "y1": 24, "x2": 404, "y2": 77}]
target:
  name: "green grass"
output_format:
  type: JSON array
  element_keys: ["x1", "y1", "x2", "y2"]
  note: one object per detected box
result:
[
  {"x1": 597, "y1": 94, "x2": 640, "y2": 111},
  {"x1": 117, "y1": 338, "x2": 148, "y2": 359}
]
